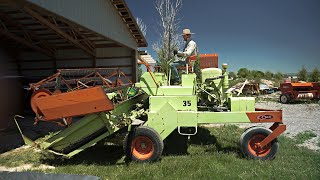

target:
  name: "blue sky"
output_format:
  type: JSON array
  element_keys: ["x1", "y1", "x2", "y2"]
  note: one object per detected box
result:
[{"x1": 126, "y1": 0, "x2": 320, "y2": 73}]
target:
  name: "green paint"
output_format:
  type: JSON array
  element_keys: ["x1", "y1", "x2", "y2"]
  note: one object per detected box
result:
[{"x1": 20, "y1": 64, "x2": 281, "y2": 158}]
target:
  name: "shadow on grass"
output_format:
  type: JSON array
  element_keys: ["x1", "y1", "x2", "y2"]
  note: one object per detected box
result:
[
  {"x1": 189, "y1": 127, "x2": 242, "y2": 157},
  {"x1": 40, "y1": 127, "x2": 244, "y2": 166},
  {"x1": 40, "y1": 143, "x2": 125, "y2": 166}
]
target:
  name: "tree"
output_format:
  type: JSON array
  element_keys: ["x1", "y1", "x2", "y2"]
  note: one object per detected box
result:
[
  {"x1": 310, "y1": 68, "x2": 319, "y2": 82},
  {"x1": 297, "y1": 65, "x2": 308, "y2": 81},
  {"x1": 153, "y1": 0, "x2": 182, "y2": 75},
  {"x1": 136, "y1": 17, "x2": 147, "y2": 81},
  {"x1": 264, "y1": 71, "x2": 274, "y2": 80},
  {"x1": 251, "y1": 70, "x2": 264, "y2": 79},
  {"x1": 136, "y1": 17, "x2": 147, "y2": 37},
  {"x1": 274, "y1": 72, "x2": 284, "y2": 80},
  {"x1": 237, "y1": 68, "x2": 250, "y2": 78},
  {"x1": 228, "y1": 71, "x2": 236, "y2": 79}
]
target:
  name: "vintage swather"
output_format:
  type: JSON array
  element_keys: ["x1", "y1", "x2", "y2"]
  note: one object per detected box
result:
[{"x1": 16, "y1": 55, "x2": 286, "y2": 162}]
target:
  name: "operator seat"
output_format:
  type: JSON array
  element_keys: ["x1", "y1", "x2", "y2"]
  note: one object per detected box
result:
[{"x1": 179, "y1": 54, "x2": 219, "y2": 73}]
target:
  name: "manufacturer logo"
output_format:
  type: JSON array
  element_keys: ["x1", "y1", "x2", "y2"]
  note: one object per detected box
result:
[{"x1": 257, "y1": 115, "x2": 273, "y2": 120}]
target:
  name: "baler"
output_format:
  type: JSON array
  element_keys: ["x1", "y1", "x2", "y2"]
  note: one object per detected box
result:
[
  {"x1": 279, "y1": 82, "x2": 320, "y2": 103},
  {"x1": 16, "y1": 57, "x2": 286, "y2": 162}
]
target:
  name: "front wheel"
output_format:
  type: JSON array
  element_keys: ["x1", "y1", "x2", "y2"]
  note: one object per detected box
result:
[
  {"x1": 124, "y1": 126, "x2": 164, "y2": 162},
  {"x1": 240, "y1": 127, "x2": 279, "y2": 160}
]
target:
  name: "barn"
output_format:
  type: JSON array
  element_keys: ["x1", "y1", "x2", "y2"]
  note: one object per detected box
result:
[{"x1": 0, "y1": 0, "x2": 147, "y2": 130}]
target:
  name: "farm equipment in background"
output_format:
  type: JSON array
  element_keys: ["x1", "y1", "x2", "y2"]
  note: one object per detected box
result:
[
  {"x1": 15, "y1": 56, "x2": 286, "y2": 162},
  {"x1": 279, "y1": 82, "x2": 320, "y2": 103}
]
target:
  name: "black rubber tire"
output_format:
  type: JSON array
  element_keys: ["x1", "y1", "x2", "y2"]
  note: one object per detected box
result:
[
  {"x1": 279, "y1": 94, "x2": 290, "y2": 104},
  {"x1": 124, "y1": 126, "x2": 164, "y2": 162},
  {"x1": 239, "y1": 127, "x2": 279, "y2": 160}
]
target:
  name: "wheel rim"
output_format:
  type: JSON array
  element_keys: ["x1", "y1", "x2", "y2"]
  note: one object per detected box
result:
[
  {"x1": 280, "y1": 95, "x2": 287, "y2": 103},
  {"x1": 131, "y1": 136, "x2": 154, "y2": 160},
  {"x1": 247, "y1": 134, "x2": 271, "y2": 157}
]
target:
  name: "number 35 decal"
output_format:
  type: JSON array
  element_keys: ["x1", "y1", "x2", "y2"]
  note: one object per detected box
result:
[{"x1": 183, "y1": 100, "x2": 191, "y2": 106}]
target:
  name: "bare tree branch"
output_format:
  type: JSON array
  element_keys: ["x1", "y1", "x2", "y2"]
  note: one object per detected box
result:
[
  {"x1": 136, "y1": 17, "x2": 147, "y2": 37},
  {"x1": 153, "y1": 0, "x2": 183, "y2": 75}
]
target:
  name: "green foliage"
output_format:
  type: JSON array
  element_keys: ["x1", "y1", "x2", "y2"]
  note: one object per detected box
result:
[
  {"x1": 237, "y1": 68, "x2": 250, "y2": 78},
  {"x1": 138, "y1": 65, "x2": 142, "y2": 81},
  {"x1": 264, "y1": 71, "x2": 274, "y2": 79},
  {"x1": 1, "y1": 126, "x2": 320, "y2": 179},
  {"x1": 297, "y1": 65, "x2": 308, "y2": 81},
  {"x1": 309, "y1": 68, "x2": 319, "y2": 82},
  {"x1": 250, "y1": 70, "x2": 265, "y2": 79},
  {"x1": 228, "y1": 71, "x2": 236, "y2": 80},
  {"x1": 233, "y1": 68, "x2": 285, "y2": 88},
  {"x1": 295, "y1": 131, "x2": 317, "y2": 144},
  {"x1": 274, "y1": 72, "x2": 284, "y2": 80},
  {"x1": 156, "y1": 49, "x2": 174, "y2": 77}
]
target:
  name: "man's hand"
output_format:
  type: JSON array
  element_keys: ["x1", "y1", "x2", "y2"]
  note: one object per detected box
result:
[{"x1": 173, "y1": 49, "x2": 178, "y2": 55}]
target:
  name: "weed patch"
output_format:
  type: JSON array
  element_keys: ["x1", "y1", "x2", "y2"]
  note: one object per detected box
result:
[{"x1": 295, "y1": 131, "x2": 317, "y2": 144}]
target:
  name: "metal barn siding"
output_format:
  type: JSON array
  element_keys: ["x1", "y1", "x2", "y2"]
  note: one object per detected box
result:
[
  {"x1": 96, "y1": 47, "x2": 136, "y2": 81},
  {"x1": 55, "y1": 49, "x2": 92, "y2": 68},
  {"x1": 0, "y1": 48, "x2": 19, "y2": 76},
  {"x1": 18, "y1": 51, "x2": 54, "y2": 80},
  {"x1": 17, "y1": 47, "x2": 136, "y2": 82},
  {"x1": 27, "y1": 0, "x2": 138, "y2": 49}
]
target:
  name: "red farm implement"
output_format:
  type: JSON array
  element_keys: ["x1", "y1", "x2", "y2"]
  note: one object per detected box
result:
[
  {"x1": 28, "y1": 68, "x2": 133, "y2": 126},
  {"x1": 279, "y1": 82, "x2": 320, "y2": 103}
]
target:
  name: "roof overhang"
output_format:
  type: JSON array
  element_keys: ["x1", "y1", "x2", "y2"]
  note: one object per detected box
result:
[
  {"x1": 110, "y1": 0, "x2": 147, "y2": 47},
  {"x1": 0, "y1": 0, "x2": 147, "y2": 58}
]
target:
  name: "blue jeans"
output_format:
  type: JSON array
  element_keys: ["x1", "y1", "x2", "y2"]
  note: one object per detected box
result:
[{"x1": 169, "y1": 61, "x2": 186, "y2": 81}]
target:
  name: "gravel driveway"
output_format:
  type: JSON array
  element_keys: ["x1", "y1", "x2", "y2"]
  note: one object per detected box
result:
[
  {"x1": 255, "y1": 101, "x2": 320, "y2": 137},
  {"x1": 254, "y1": 101, "x2": 320, "y2": 150}
]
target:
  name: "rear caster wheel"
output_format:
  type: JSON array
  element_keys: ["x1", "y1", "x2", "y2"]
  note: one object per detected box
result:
[
  {"x1": 124, "y1": 126, "x2": 164, "y2": 162},
  {"x1": 240, "y1": 127, "x2": 279, "y2": 160}
]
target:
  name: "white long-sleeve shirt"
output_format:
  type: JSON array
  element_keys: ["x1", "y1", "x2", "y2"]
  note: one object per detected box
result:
[{"x1": 177, "y1": 40, "x2": 197, "y2": 61}]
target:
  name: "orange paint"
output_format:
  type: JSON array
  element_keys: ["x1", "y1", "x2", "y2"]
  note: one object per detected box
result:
[
  {"x1": 35, "y1": 86, "x2": 114, "y2": 121},
  {"x1": 31, "y1": 89, "x2": 52, "y2": 117},
  {"x1": 248, "y1": 134, "x2": 272, "y2": 157},
  {"x1": 246, "y1": 109, "x2": 283, "y2": 123},
  {"x1": 258, "y1": 124, "x2": 286, "y2": 148},
  {"x1": 131, "y1": 136, "x2": 154, "y2": 160},
  {"x1": 189, "y1": 54, "x2": 219, "y2": 69}
]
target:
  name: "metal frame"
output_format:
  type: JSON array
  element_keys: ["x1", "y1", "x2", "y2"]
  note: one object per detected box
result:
[{"x1": 0, "y1": 0, "x2": 146, "y2": 83}]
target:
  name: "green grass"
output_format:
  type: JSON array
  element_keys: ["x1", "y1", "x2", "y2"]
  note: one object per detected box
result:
[
  {"x1": 1, "y1": 125, "x2": 319, "y2": 180},
  {"x1": 0, "y1": 148, "x2": 42, "y2": 167},
  {"x1": 295, "y1": 131, "x2": 317, "y2": 144}
]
